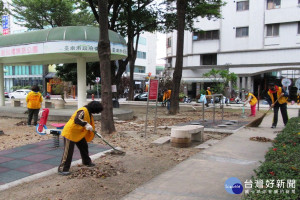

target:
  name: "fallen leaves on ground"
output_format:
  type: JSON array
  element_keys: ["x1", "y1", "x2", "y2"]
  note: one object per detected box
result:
[
  {"x1": 69, "y1": 161, "x2": 125, "y2": 179},
  {"x1": 15, "y1": 120, "x2": 28, "y2": 126},
  {"x1": 249, "y1": 136, "x2": 273, "y2": 142}
]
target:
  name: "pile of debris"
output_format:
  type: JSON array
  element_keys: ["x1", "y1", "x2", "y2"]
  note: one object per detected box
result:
[
  {"x1": 69, "y1": 161, "x2": 125, "y2": 179},
  {"x1": 249, "y1": 136, "x2": 273, "y2": 142}
]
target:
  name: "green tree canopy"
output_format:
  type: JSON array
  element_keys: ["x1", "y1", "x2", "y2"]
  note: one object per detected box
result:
[
  {"x1": 9, "y1": 0, "x2": 95, "y2": 29},
  {"x1": 161, "y1": 0, "x2": 225, "y2": 32},
  {"x1": 55, "y1": 62, "x2": 100, "y2": 86},
  {"x1": 203, "y1": 69, "x2": 237, "y2": 94},
  {"x1": 80, "y1": 0, "x2": 161, "y2": 100}
]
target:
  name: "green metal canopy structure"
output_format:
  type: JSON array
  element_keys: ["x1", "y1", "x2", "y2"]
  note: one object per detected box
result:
[{"x1": 0, "y1": 26, "x2": 127, "y2": 107}]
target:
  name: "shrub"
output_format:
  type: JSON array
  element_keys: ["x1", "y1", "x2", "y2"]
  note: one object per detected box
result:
[{"x1": 243, "y1": 117, "x2": 300, "y2": 200}]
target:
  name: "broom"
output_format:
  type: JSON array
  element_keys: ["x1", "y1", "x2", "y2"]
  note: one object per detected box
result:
[{"x1": 246, "y1": 99, "x2": 278, "y2": 127}]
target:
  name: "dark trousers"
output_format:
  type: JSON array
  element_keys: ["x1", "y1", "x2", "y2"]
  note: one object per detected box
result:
[
  {"x1": 273, "y1": 103, "x2": 288, "y2": 126},
  {"x1": 58, "y1": 137, "x2": 91, "y2": 172},
  {"x1": 27, "y1": 109, "x2": 40, "y2": 125}
]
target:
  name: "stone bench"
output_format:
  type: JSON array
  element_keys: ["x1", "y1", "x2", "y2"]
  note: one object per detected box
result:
[
  {"x1": 170, "y1": 125, "x2": 204, "y2": 148},
  {"x1": 11, "y1": 99, "x2": 21, "y2": 107},
  {"x1": 44, "y1": 101, "x2": 53, "y2": 108}
]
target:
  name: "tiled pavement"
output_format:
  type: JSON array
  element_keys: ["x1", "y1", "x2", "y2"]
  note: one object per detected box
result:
[{"x1": 0, "y1": 139, "x2": 110, "y2": 185}]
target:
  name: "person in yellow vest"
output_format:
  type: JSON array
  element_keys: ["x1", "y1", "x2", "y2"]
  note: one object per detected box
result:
[
  {"x1": 26, "y1": 85, "x2": 43, "y2": 126},
  {"x1": 266, "y1": 83, "x2": 289, "y2": 129},
  {"x1": 163, "y1": 89, "x2": 172, "y2": 110},
  {"x1": 243, "y1": 90, "x2": 257, "y2": 117},
  {"x1": 205, "y1": 87, "x2": 212, "y2": 107},
  {"x1": 58, "y1": 101, "x2": 103, "y2": 176}
]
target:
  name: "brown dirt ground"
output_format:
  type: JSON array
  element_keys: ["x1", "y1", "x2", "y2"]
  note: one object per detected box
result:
[{"x1": 0, "y1": 104, "x2": 259, "y2": 200}]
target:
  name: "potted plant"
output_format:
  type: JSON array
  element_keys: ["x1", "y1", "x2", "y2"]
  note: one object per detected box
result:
[
  {"x1": 179, "y1": 93, "x2": 185, "y2": 102},
  {"x1": 51, "y1": 84, "x2": 65, "y2": 109}
]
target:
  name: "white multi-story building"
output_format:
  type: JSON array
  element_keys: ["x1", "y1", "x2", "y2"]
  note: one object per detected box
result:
[
  {"x1": 127, "y1": 32, "x2": 157, "y2": 89},
  {"x1": 133, "y1": 32, "x2": 157, "y2": 75},
  {"x1": 166, "y1": 0, "x2": 300, "y2": 99}
]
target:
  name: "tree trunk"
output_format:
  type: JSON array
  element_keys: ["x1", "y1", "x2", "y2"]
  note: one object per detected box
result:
[
  {"x1": 169, "y1": 0, "x2": 187, "y2": 115},
  {"x1": 115, "y1": 59, "x2": 128, "y2": 98},
  {"x1": 98, "y1": 0, "x2": 115, "y2": 134},
  {"x1": 127, "y1": 34, "x2": 135, "y2": 100}
]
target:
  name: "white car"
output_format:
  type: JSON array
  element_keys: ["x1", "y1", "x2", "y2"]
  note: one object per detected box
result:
[{"x1": 9, "y1": 89, "x2": 31, "y2": 99}]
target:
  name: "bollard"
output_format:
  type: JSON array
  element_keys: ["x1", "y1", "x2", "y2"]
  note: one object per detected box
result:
[{"x1": 298, "y1": 109, "x2": 300, "y2": 117}]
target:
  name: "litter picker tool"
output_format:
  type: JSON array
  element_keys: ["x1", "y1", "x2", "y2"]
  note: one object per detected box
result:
[
  {"x1": 247, "y1": 98, "x2": 279, "y2": 127},
  {"x1": 93, "y1": 131, "x2": 125, "y2": 155},
  {"x1": 241, "y1": 103, "x2": 247, "y2": 118}
]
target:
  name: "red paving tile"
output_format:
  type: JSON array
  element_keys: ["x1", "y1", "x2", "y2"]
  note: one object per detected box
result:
[
  {"x1": 0, "y1": 149, "x2": 17, "y2": 156},
  {"x1": 0, "y1": 156, "x2": 15, "y2": 164},
  {"x1": 17, "y1": 163, "x2": 55, "y2": 174},
  {"x1": 21, "y1": 154, "x2": 56, "y2": 162},
  {"x1": 0, "y1": 167, "x2": 10, "y2": 173},
  {"x1": 27, "y1": 147, "x2": 52, "y2": 153}
]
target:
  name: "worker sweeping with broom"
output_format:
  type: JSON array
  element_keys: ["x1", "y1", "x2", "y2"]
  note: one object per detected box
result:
[
  {"x1": 58, "y1": 101, "x2": 103, "y2": 176},
  {"x1": 266, "y1": 82, "x2": 289, "y2": 129},
  {"x1": 243, "y1": 90, "x2": 257, "y2": 117}
]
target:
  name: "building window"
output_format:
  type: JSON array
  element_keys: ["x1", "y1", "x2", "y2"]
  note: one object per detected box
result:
[
  {"x1": 236, "y1": 27, "x2": 249, "y2": 37},
  {"x1": 267, "y1": 0, "x2": 281, "y2": 9},
  {"x1": 201, "y1": 54, "x2": 217, "y2": 65},
  {"x1": 135, "y1": 36, "x2": 146, "y2": 45},
  {"x1": 167, "y1": 37, "x2": 172, "y2": 48},
  {"x1": 134, "y1": 66, "x2": 145, "y2": 73},
  {"x1": 137, "y1": 51, "x2": 146, "y2": 59},
  {"x1": 266, "y1": 24, "x2": 279, "y2": 36},
  {"x1": 193, "y1": 30, "x2": 219, "y2": 41},
  {"x1": 237, "y1": 1, "x2": 249, "y2": 11}
]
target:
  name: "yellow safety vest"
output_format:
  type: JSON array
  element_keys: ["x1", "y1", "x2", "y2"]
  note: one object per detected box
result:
[
  {"x1": 206, "y1": 90, "x2": 212, "y2": 96},
  {"x1": 247, "y1": 93, "x2": 257, "y2": 106},
  {"x1": 267, "y1": 87, "x2": 288, "y2": 104},
  {"x1": 62, "y1": 107, "x2": 95, "y2": 142},
  {"x1": 26, "y1": 91, "x2": 43, "y2": 109},
  {"x1": 163, "y1": 90, "x2": 172, "y2": 101}
]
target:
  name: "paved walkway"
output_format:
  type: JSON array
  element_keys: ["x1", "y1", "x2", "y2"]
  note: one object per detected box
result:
[
  {"x1": 0, "y1": 139, "x2": 110, "y2": 190},
  {"x1": 0, "y1": 100, "x2": 133, "y2": 121},
  {"x1": 122, "y1": 109, "x2": 298, "y2": 200}
]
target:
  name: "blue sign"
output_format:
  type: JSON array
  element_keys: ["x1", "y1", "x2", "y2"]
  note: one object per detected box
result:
[
  {"x1": 2, "y1": 15, "x2": 9, "y2": 29},
  {"x1": 225, "y1": 177, "x2": 243, "y2": 194}
]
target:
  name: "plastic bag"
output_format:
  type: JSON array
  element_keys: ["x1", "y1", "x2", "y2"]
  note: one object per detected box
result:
[{"x1": 198, "y1": 94, "x2": 207, "y2": 104}]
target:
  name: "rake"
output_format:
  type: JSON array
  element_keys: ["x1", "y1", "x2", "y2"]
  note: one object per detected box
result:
[{"x1": 93, "y1": 131, "x2": 126, "y2": 155}]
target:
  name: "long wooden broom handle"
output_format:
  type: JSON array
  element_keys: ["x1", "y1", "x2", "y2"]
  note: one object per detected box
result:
[{"x1": 264, "y1": 98, "x2": 279, "y2": 114}]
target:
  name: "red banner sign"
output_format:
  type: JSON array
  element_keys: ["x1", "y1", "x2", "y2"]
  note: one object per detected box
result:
[{"x1": 148, "y1": 79, "x2": 159, "y2": 100}]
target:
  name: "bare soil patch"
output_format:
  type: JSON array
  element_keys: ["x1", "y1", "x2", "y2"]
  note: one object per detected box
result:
[{"x1": 0, "y1": 104, "x2": 255, "y2": 200}]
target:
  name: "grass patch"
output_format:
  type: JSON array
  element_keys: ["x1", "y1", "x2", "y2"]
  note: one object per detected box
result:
[{"x1": 244, "y1": 117, "x2": 300, "y2": 200}]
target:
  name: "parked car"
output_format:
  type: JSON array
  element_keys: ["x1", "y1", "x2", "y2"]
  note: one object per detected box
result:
[
  {"x1": 9, "y1": 89, "x2": 31, "y2": 99},
  {"x1": 134, "y1": 92, "x2": 148, "y2": 101},
  {"x1": 4, "y1": 92, "x2": 9, "y2": 98}
]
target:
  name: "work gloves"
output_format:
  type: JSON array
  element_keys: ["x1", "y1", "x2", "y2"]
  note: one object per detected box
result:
[{"x1": 85, "y1": 123, "x2": 93, "y2": 131}]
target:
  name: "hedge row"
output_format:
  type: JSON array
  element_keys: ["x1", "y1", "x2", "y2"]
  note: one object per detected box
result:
[{"x1": 244, "y1": 117, "x2": 300, "y2": 200}]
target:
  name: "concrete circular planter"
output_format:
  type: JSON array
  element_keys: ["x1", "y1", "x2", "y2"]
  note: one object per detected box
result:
[{"x1": 54, "y1": 99, "x2": 65, "y2": 109}]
